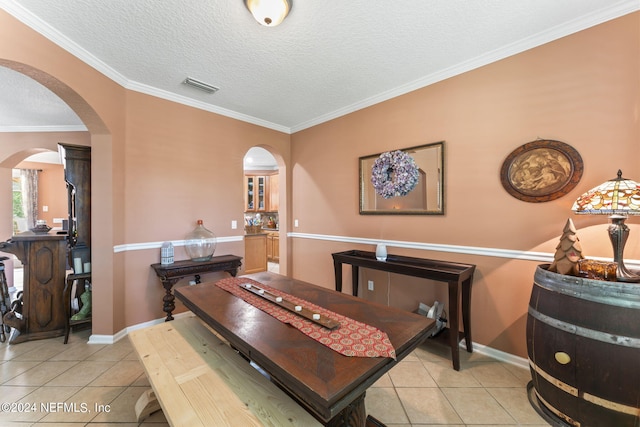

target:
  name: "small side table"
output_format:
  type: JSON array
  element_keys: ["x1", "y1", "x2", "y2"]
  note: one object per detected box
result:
[
  {"x1": 151, "y1": 255, "x2": 243, "y2": 321},
  {"x1": 332, "y1": 250, "x2": 476, "y2": 371},
  {"x1": 64, "y1": 272, "x2": 92, "y2": 344}
]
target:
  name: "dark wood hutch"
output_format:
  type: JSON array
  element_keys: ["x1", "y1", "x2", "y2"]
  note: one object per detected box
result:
[{"x1": 0, "y1": 143, "x2": 91, "y2": 344}]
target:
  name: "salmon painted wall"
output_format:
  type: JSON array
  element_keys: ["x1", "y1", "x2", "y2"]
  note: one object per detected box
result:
[
  {"x1": 0, "y1": 9, "x2": 292, "y2": 335},
  {"x1": 289, "y1": 13, "x2": 640, "y2": 358},
  {"x1": 0, "y1": 7, "x2": 127, "y2": 336},
  {"x1": 0, "y1": 7, "x2": 638, "y2": 360},
  {"x1": 121, "y1": 91, "x2": 290, "y2": 326}
]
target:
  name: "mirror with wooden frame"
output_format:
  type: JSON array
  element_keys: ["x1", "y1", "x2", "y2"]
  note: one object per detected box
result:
[{"x1": 359, "y1": 141, "x2": 444, "y2": 215}]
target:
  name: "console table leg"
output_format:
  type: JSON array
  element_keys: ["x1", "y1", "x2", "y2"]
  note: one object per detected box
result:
[
  {"x1": 462, "y1": 277, "x2": 473, "y2": 353},
  {"x1": 334, "y1": 260, "x2": 343, "y2": 292},
  {"x1": 448, "y1": 281, "x2": 460, "y2": 371},
  {"x1": 352, "y1": 266, "x2": 359, "y2": 297},
  {"x1": 161, "y1": 279, "x2": 179, "y2": 322}
]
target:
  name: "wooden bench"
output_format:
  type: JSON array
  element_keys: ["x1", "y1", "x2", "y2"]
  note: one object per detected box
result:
[{"x1": 129, "y1": 314, "x2": 321, "y2": 427}]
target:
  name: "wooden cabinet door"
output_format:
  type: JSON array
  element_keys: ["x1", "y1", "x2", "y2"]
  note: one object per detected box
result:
[
  {"x1": 266, "y1": 234, "x2": 274, "y2": 261},
  {"x1": 269, "y1": 174, "x2": 279, "y2": 212},
  {"x1": 273, "y1": 235, "x2": 279, "y2": 262},
  {"x1": 245, "y1": 234, "x2": 267, "y2": 273},
  {"x1": 245, "y1": 176, "x2": 255, "y2": 211},
  {"x1": 245, "y1": 175, "x2": 269, "y2": 211},
  {"x1": 256, "y1": 176, "x2": 267, "y2": 211}
]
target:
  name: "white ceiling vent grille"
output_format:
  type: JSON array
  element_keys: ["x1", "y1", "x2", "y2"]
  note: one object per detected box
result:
[{"x1": 182, "y1": 77, "x2": 219, "y2": 94}]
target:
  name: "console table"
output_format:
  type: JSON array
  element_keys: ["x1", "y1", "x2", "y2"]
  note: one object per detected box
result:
[
  {"x1": 332, "y1": 250, "x2": 476, "y2": 370},
  {"x1": 151, "y1": 255, "x2": 242, "y2": 321}
]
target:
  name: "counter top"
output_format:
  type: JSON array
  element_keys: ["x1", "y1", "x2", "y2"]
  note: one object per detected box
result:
[{"x1": 10, "y1": 230, "x2": 67, "y2": 241}]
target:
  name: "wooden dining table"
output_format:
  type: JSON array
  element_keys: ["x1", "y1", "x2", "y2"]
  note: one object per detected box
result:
[{"x1": 175, "y1": 271, "x2": 434, "y2": 427}]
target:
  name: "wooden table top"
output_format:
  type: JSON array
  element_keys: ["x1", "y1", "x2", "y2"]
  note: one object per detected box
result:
[{"x1": 175, "y1": 271, "x2": 434, "y2": 423}]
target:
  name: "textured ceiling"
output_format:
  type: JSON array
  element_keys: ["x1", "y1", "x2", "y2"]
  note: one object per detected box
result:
[{"x1": 0, "y1": 0, "x2": 638, "y2": 134}]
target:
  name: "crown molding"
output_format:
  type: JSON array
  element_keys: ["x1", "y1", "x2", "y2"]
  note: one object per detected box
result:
[
  {"x1": 2, "y1": 0, "x2": 638, "y2": 135},
  {"x1": 126, "y1": 81, "x2": 290, "y2": 134},
  {"x1": 289, "y1": 0, "x2": 640, "y2": 132},
  {"x1": 0, "y1": 125, "x2": 87, "y2": 133},
  {"x1": 0, "y1": 0, "x2": 290, "y2": 134}
]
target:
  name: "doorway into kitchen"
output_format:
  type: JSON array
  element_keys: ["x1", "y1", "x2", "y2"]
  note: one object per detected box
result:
[{"x1": 243, "y1": 147, "x2": 279, "y2": 274}]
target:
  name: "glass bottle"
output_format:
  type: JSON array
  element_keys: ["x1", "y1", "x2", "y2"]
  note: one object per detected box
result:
[{"x1": 185, "y1": 220, "x2": 216, "y2": 262}]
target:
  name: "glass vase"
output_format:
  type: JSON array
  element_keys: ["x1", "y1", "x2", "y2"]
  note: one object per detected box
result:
[{"x1": 185, "y1": 220, "x2": 216, "y2": 262}]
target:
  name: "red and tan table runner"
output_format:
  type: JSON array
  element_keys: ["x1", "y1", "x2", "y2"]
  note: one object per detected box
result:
[{"x1": 215, "y1": 277, "x2": 396, "y2": 359}]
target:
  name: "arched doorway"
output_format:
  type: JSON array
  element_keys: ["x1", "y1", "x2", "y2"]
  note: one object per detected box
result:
[
  {"x1": 0, "y1": 60, "x2": 118, "y2": 339},
  {"x1": 243, "y1": 146, "x2": 280, "y2": 274}
]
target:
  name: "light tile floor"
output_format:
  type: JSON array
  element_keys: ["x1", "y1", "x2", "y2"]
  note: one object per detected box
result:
[
  {"x1": 1, "y1": 267, "x2": 549, "y2": 426},
  {"x1": 0, "y1": 325, "x2": 549, "y2": 426}
]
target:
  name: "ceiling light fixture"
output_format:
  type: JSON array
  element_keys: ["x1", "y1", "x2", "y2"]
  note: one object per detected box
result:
[
  {"x1": 182, "y1": 77, "x2": 219, "y2": 94},
  {"x1": 244, "y1": 0, "x2": 291, "y2": 27}
]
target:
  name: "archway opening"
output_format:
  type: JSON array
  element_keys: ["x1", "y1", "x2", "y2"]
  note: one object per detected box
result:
[
  {"x1": 0, "y1": 60, "x2": 116, "y2": 339},
  {"x1": 243, "y1": 146, "x2": 280, "y2": 274}
]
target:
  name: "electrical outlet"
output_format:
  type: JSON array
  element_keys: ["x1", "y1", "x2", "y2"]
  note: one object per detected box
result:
[
  {"x1": 231, "y1": 220, "x2": 237, "y2": 229},
  {"x1": 367, "y1": 280, "x2": 374, "y2": 291},
  {"x1": 294, "y1": 219, "x2": 299, "y2": 227}
]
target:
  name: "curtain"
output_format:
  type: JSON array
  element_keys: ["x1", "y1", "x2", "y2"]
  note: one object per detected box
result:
[{"x1": 20, "y1": 169, "x2": 39, "y2": 229}]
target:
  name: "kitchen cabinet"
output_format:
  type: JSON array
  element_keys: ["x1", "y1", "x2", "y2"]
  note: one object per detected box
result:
[
  {"x1": 244, "y1": 175, "x2": 267, "y2": 212},
  {"x1": 267, "y1": 232, "x2": 279, "y2": 262},
  {"x1": 269, "y1": 174, "x2": 279, "y2": 212},
  {"x1": 244, "y1": 233, "x2": 267, "y2": 273},
  {"x1": 244, "y1": 172, "x2": 279, "y2": 212}
]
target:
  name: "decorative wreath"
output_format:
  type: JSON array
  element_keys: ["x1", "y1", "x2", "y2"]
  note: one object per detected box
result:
[{"x1": 371, "y1": 150, "x2": 420, "y2": 199}]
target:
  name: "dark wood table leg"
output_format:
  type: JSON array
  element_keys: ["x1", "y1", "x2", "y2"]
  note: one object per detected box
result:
[
  {"x1": 352, "y1": 265, "x2": 359, "y2": 297},
  {"x1": 448, "y1": 281, "x2": 460, "y2": 371},
  {"x1": 366, "y1": 415, "x2": 387, "y2": 426},
  {"x1": 326, "y1": 392, "x2": 370, "y2": 427},
  {"x1": 161, "y1": 278, "x2": 179, "y2": 321},
  {"x1": 334, "y1": 260, "x2": 343, "y2": 292},
  {"x1": 462, "y1": 277, "x2": 473, "y2": 353}
]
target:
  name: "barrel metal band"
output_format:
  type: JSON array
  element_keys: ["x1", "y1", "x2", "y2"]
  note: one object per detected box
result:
[
  {"x1": 533, "y1": 389, "x2": 581, "y2": 427},
  {"x1": 533, "y1": 271, "x2": 640, "y2": 309},
  {"x1": 530, "y1": 359, "x2": 640, "y2": 417},
  {"x1": 583, "y1": 393, "x2": 640, "y2": 417},
  {"x1": 528, "y1": 306, "x2": 640, "y2": 348},
  {"x1": 529, "y1": 359, "x2": 578, "y2": 397}
]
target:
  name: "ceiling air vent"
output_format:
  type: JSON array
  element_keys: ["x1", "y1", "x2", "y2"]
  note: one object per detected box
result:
[{"x1": 182, "y1": 77, "x2": 219, "y2": 94}]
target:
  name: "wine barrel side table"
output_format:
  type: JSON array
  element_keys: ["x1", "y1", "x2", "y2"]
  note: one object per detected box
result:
[{"x1": 527, "y1": 264, "x2": 640, "y2": 427}]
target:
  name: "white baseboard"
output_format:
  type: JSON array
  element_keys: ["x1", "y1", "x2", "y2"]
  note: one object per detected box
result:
[
  {"x1": 87, "y1": 311, "x2": 192, "y2": 344},
  {"x1": 87, "y1": 316, "x2": 529, "y2": 372},
  {"x1": 461, "y1": 338, "x2": 529, "y2": 370}
]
